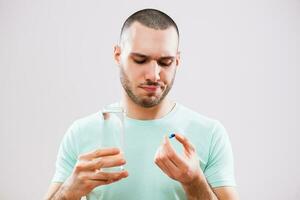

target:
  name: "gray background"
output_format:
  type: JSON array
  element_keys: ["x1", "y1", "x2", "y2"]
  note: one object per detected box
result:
[{"x1": 0, "y1": 0, "x2": 299, "y2": 199}]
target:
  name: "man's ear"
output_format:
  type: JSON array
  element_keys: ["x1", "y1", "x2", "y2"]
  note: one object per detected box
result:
[
  {"x1": 114, "y1": 45, "x2": 121, "y2": 65},
  {"x1": 175, "y1": 51, "x2": 181, "y2": 67}
]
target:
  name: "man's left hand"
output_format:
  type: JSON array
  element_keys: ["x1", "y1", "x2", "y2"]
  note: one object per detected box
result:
[{"x1": 154, "y1": 133, "x2": 204, "y2": 187}]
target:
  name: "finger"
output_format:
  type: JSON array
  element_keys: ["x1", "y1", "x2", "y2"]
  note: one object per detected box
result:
[
  {"x1": 154, "y1": 145, "x2": 179, "y2": 179},
  {"x1": 174, "y1": 133, "x2": 195, "y2": 153},
  {"x1": 163, "y1": 135, "x2": 187, "y2": 169},
  {"x1": 89, "y1": 176, "x2": 123, "y2": 187},
  {"x1": 155, "y1": 159, "x2": 170, "y2": 177},
  {"x1": 161, "y1": 137, "x2": 180, "y2": 170},
  {"x1": 79, "y1": 148, "x2": 120, "y2": 160},
  {"x1": 75, "y1": 154, "x2": 126, "y2": 172},
  {"x1": 159, "y1": 157, "x2": 178, "y2": 179},
  {"x1": 102, "y1": 112, "x2": 110, "y2": 120},
  {"x1": 154, "y1": 148, "x2": 173, "y2": 176},
  {"x1": 95, "y1": 154, "x2": 126, "y2": 169},
  {"x1": 92, "y1": 170, "x2": 129, "y2": 181},
  {"x1": 88, "y1": 170, "x2": 128, "y2": 187}
]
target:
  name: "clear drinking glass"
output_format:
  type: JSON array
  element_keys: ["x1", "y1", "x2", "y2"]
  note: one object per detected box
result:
[{"x1": 100, "y1": 104, "x2": 125, "y2": 172}]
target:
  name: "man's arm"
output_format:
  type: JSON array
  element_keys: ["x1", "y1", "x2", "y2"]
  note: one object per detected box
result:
[
  {"x1": 44, "y1": 182, "x2": 82, "y2": 200},
  {"x1": 44, "y1": 183, "x2": 62, "y2": 200},
  {"x1": 182, "y1": 176, "x2": 239, "y2": 200},
  {"x1": 180, "y1": 165, "x2": 239, "y2": 200},
  {"x1": 213, "y1": 187, "x2": 239, "y2": 200},
  {"x1": 181, "y1": 175, "x2": 217, "y2": 200}
]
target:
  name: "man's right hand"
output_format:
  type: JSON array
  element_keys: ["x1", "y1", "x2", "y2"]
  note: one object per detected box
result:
[{"x1": 56, "y1": 147, "x2": 128, "y2": 199}]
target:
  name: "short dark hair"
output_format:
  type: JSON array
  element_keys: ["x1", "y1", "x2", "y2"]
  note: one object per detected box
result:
[{"x1": 120, "y1": 8, "x2": 179, "y2": 42}]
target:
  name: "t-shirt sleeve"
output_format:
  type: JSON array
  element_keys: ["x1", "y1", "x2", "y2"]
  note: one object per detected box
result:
[
  {"x1": 204, "y1": 121, "x2": 236, "y2": 188},
  {"x1": 52, "y1": 122, "x2": 79, "y2": 183}
]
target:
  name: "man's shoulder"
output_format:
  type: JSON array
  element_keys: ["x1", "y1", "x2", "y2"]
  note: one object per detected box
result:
[{"x1": 62, "y1": 111, "x2": 103, "y2": 144}]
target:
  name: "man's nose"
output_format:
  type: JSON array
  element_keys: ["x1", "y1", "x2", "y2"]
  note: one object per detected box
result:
[{"x1": 144, "y1": 60, "x2": 161, "y2": 82}]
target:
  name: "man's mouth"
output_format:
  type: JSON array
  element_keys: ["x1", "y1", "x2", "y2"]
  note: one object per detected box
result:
[{"x1": 140, "y1": 85, "x2": 160, "y2": 92}]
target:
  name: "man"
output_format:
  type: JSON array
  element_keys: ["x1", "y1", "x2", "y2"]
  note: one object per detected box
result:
[{"x1": 45, "y1": 8, "x2": 239, "y2": 200}]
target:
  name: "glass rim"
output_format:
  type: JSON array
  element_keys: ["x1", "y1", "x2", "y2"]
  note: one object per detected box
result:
[{"x1": 102, "y1": 105, "x2": 126, "y2": 113}]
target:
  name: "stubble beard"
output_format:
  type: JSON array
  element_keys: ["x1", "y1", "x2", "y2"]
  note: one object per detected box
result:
[{"x1": 119, "y1": 66, "x2": 176, "y2": 108}]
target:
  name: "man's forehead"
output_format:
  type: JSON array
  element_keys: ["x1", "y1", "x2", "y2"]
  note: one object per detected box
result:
[{"x1": 120, "y1": 22, "x2": 179, "y2": 56}]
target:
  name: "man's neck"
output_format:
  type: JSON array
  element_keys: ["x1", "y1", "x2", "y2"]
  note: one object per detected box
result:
[{"x1": 121, "y1": 96, "x2": 176, "y2": 120}]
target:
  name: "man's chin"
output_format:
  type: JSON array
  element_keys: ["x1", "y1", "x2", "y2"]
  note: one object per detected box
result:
[{"x1": 139, "y1": 97, "x2": 161, "y2": 108}]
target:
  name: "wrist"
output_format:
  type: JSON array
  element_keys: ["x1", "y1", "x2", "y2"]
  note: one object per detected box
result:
[
  {"x1": 53, "y1": 184, "x2": 81, "y2": 200},
  {"x1": 182, "y1": 175, "x2": 216, "y2": 200},
  {"x1": 182, "y1": 175, "x2": 202, "y2": 199}
]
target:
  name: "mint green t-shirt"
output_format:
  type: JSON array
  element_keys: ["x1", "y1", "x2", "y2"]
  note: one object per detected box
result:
[{"x1": 52, "y1": 103, "x2": 236, "y2": 199}]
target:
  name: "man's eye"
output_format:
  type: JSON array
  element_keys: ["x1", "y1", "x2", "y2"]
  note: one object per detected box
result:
[
  {"x1": 158, "y1": 59, "x2": 173, "y2": 67},
  {"x1": 134, "y1": 59, "x2": 146, "y2": 64}
]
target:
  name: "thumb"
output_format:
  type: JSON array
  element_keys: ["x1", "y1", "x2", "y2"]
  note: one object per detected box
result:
[{"x1": 174, "y1": 133, "x2": 195, "y2": 154}]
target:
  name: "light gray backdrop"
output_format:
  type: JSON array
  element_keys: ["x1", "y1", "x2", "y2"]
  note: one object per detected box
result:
[{"x1": 0, "y1": 0, "x2": 299, "y2": 199}]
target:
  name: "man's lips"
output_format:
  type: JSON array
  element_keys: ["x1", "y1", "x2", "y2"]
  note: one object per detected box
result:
[{"x1": 140, "y1": 86, "x2": 160, "y2": 92}]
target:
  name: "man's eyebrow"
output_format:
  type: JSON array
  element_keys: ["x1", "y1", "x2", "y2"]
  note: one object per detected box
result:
[
  {"x1": 130, "y1": 52, "x2": 148, "y2": 58},
  {"x1": 158, "y1": 56, "x2": 175, "y2": 60},
  {"x1": 130, "y1": 52, "x2": 175, "y2": 59}
]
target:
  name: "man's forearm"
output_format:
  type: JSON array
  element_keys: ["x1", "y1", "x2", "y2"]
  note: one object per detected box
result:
[
  {"x1": 47, "y1": 185, "x2": 80, "y2": 200},
  {"x1": 182, "y1": 176, "x2": 218, "y2": 200}
]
